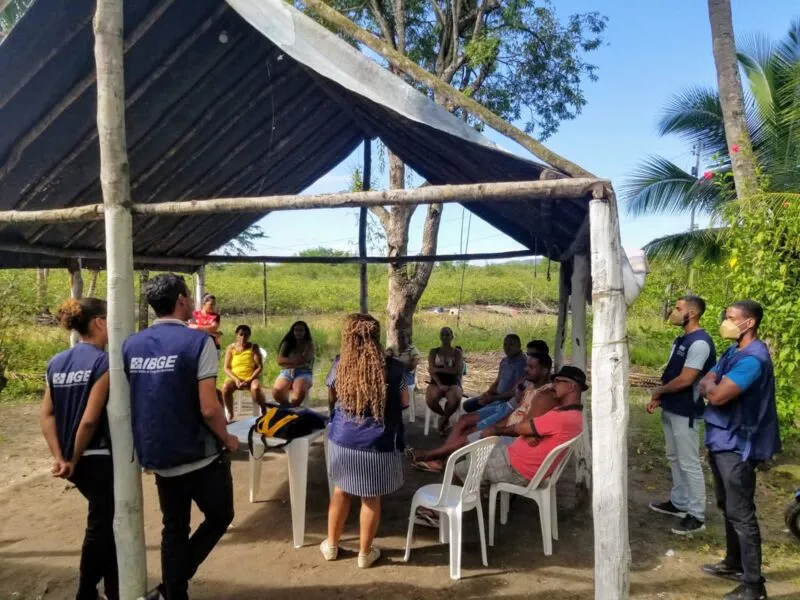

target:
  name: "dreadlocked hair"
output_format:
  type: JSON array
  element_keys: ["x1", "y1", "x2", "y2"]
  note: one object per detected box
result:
[{"x1": 335, "y1": 314, "x2": 387, "y2": 421}]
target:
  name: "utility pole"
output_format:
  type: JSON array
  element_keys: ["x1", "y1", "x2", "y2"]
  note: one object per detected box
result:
[{"x1": 689, "y1": 142, "x2": 702, "y2": 232}]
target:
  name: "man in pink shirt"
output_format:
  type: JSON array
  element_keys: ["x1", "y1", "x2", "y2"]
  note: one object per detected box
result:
[{"x1": 456, "y1": 366, "x2": 586, "y2": 486}]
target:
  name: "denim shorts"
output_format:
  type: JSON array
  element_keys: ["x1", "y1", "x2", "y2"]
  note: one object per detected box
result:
[
  {"x1": 475, "y1": 402, "x2": 514, "y2": 430},
  {"x1": 277, "y1": 368, "x2": 313, "y2": 384}
]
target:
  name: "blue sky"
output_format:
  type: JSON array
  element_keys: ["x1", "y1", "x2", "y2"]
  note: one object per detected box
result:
[{"x1": 247, "y1": 0, "x2": 798, "y2": 259}]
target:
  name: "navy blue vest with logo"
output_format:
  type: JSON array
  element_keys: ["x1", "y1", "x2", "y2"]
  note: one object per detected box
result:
[
  {"x1": 123, "y1": 322, "x2": 219, "y2": 470},
  {"x1": 660, "y1": 328, "x2": 716, "y2": 419},
  {"x1": 46, "y1": 343, "x2": 110, "y2": 462},
  {"x1": 704, "y1": 340, "x2": 781, "y2": 461}
]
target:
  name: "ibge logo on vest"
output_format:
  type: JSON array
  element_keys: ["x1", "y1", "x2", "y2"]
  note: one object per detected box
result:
[
  {"x1": 129, "y1": 355, "x2": 179, "y2": 373},
  {"x1": 51, "y1": 370, "x2": 93, "y2": 386}
]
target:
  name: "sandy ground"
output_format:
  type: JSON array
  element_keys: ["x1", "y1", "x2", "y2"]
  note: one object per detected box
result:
[{"x1": 1, "y1": 400, "x2": 799, "y2": 600}]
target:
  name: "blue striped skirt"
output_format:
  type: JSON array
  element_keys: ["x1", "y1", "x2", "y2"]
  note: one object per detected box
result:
[{"x1": 327, "y1": 441, "x2": 404, "y2": 497}]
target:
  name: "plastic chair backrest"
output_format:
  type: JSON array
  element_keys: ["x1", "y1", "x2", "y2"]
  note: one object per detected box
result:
[
  {"x1": 259, "y1": 347, "x2": 267, "y2": 360},
  {"x1": 436, "y1": 436, "x2": 500, "y2": 507},
  {"x1": 524, "y1": 434, "x2": 582, "y2": 492}
]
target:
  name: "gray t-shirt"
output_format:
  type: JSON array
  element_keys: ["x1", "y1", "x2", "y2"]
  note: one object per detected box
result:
[{"x1": 668, "y1": 338, "x2": 711, "y2": 401}]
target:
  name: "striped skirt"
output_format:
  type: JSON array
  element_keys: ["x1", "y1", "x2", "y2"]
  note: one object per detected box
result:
[{"x1": 327, "y1": 441, "x2": 404, "y2": 497}]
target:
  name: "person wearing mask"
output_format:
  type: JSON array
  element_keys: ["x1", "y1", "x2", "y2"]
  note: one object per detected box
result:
[
  {"x1": 40, "y1": 298, "x2": 118, "y2": 600},
  {"x1": 461, "y1": 334, "x2": 527, "y2": 413},
  {"x1": 124, "y1": 274, "x2": 239, "y2": 600},
  {"x1": 648, "y1": 295, "x2": 716, "y2": 535},
  {"x1": 321, "y1": 314, "x2": 408, "y2": 568},
  {"x1": 698, "y1": 300, "x2": 780, "y2": 600}
]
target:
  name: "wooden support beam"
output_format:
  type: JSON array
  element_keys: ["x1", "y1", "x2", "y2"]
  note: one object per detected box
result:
[
  {"x1": 589, "y1": 190, "x2": 630, "y2": 600},
  {"x1": 570, "y1": 253, "x2": 591, "y2": 491},
  {"x1": 69, "y1": 262, "x2": 84, "y2": 347},
  {"x1": 553, "y1": 261, "x2": 569, "y2": 369},
  {"x1": 0, "y1": 242, "x2": 204, "y2": 267},
  {"x1": 194, "y1": 265, "x2": 206, "y2": 310},
  {"x1": 94, "y1": 1, "x2": 148, "y2": 596},
  {"x1": 296, "y1": 0, "x2": 594, "y2": 179},
  {"x1": 261, "y1": 262, "x2": 268, "y2": 326},
  {"x1": 138, "y1": 270, "x2": 150, "y2": 331},
  {"x1": 359, "y1": 140, "x2": 371, "y2": 314},
  {"x1": 0, "y1": 178, "x2": 609, "y2": 224}
]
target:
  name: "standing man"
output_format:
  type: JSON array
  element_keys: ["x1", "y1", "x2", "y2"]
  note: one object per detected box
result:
[
  {"x1": 699, "y1": 300, "x2": 780, "y2": 600},
  {"x1": 648, "y1": 296, "x2": 716, "y2": 535},
  {"x1": 123, "y1": 274, "x2": 239, "y2": 600}
]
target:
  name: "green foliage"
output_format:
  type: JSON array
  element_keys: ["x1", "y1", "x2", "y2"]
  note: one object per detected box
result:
[
  {"x1": 724, "y1": 193, "x2": 800, "y2": 439},
  {"x1": 219, "y1": 225, "x2": 267, "y2": 256}
]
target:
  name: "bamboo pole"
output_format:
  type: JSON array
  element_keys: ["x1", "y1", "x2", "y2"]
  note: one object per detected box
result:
[
  {"x1": 359, "y1": 140, "x2": 371, "y2": 314},
  {"x1": 570, "y1": 253, "x2": 592, "y2": 491},
  {"x1": 589, "y1": 190, "x2": 630, "y2": 599},
  {"x1": 94, "y1": 0, "x2": 148, "y2": 597},
  {"x1": 553, "y1": 262, "x2": 569, "y2": 369},
  {"x1": 194, "y1": 265, "x2": 206, "y2": 310},
  {"x1": 261, "y1": 262, "x2": 268, "y2": 326},
  {"x1": 295, "y1": 0, "x2": 594, "y2": 179},
  {"x1": 0, "y1": 179, "x2": 609, "y2": 224},
  {"x1": 138, "y1": 270, "x2": 149, "y2": 331}
]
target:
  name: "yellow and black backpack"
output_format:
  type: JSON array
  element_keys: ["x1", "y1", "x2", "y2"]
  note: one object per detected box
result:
[{"x1": 247, "y1": 406, "x2": 326, "y2": 457}]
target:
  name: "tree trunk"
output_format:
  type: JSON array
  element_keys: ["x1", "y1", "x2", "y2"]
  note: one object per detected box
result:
[
  {"x1": 69, "y1": 265, "x2": 84, "y2": 347},
  {"x1": 86, "y1": 268, "x2": 100, "y2": 296},
  {"x1": 553, "y1": 261, "x2": 570, "y2": 369},
  {"x1": 93, "y1": 0, "x2": 148, "y2": 596},
  {"x1": 138, "y1": 270, "x2": 149, "y2": 331},
  {"x1": 36, "y1": 267, "x2": 49, "y2": 313},
  {"x1": 570, "y1": 253, "x2": 591, "y2": 491},
  {"x1": 707, "y1": 0, "x2": 759, "y2": 199}
]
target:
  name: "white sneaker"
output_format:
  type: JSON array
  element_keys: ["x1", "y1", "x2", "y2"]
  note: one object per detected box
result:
[
  {"x1": 320, "y1": 539, "x2": 338, "y2": 561},
  {"x1": 358, "y1": 546, "x2": 381, "y2": 568}
]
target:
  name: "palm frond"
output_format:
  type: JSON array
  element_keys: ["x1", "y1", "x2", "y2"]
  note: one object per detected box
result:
[
  {"x1": 622, "y1": 156, "x2": 724, "y2": 217},
  {"x1": 657, "y1": 86, "x2": 728, "y2": 153},
  {"x1": 644, "y1": 227, "x2": 728, "y2": 264}
]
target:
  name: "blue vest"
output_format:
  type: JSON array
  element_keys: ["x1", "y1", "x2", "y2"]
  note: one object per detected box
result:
[
  {"x1": 660, "y1": 329, "x2": 716, "y2": 419},
  {"x1": 704, "y1": 340, "x2": 781, "y2": 461},
  {"x1": 123, "y1": 323, "x2": 219, "y2": 470},
  {"x1": 46, "y1": 343, "x2": 110, "y2": 462}
]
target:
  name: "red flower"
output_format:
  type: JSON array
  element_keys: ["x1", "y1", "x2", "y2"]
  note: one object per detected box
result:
[
  {"x1": 703, "y1": 171, "x2": 714, "y2": 180},
  {"x1": 731, "y1": 144, "x2": 741, "y2": 153}
]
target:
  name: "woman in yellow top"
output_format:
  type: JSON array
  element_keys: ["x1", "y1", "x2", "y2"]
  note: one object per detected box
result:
[{"x1": 221, "y1": 325, "x2": 265, "y2": 420}]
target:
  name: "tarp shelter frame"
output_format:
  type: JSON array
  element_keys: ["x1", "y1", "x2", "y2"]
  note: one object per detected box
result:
[{"x1": 0, "y1": 0, "x2": 631, "y2": 598}]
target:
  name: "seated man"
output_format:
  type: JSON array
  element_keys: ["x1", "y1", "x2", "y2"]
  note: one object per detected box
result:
[
  {"x1": 461, "y1": 334, "x2": 528, "y2": 414},
  {"x1": 459, "y1": 365, "x2": 587, "y2": 487},
  {"x1": 221, "y1": 325, "x2": 265, "y2": 420},
  {"x1": 526, "y1": 339, "x2": 549, "y2": 358},
  {"x1": 407, "y1": 352, "x2": 554, "y2": 472}
]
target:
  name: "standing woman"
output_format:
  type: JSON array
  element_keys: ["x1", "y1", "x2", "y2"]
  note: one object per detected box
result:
[
  {"x1": 425, "y1": 327, "x2": 463, "y2": 435},
  {"x1": 321, "y1": 314, "x2": 408, "y2": 568},
  {"x1": 190, "y1": 293, "x2": 222, "y2": 349},
  {"x1": 272, "y1": 320, "x2": 315, "y2": 406},
  {"x1": 40, "y1": 298, "x2": 118, "y2": 600}
]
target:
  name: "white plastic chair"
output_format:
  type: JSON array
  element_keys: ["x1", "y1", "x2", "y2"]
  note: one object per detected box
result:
[
  {"x1": 233, "y1": 347, "x2": 268, "y2": 417},
  {"x1": 407, "y1": 380, "x2": 417, "y2": 423},
  {"x1": 403, "y1": 436, "x2": 500, "y2": 580},
  {"x1": 488, "y1": 434, "x2": 582, "y2": 555}
]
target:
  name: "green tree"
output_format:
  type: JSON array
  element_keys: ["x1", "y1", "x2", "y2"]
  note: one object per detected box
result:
[
  {"x1": 298, "y1": 0, "x2": 607, "y2": 344},
  {"x1": 219, "y1": 224, "x2": 267, "y2": 256},
  {"x1": 623, "y1": 20, "x2": 800, "y2": 262}
]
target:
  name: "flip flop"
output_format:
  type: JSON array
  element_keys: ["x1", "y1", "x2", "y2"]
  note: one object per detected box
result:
[
  {"x1": 404, "y1": 447, "x2": 417, "y2": 463},
  {"x1": 413, "y1": 460, "x2": 443, "y2": 473}
]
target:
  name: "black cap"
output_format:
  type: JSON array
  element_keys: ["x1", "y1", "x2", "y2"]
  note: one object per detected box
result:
[{"x1": 551, "y1": 366, "x2": 588, "y2": 391}]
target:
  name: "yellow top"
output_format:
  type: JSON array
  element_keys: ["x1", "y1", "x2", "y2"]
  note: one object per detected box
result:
[{"x1": 230, "y1": 345, "x2": 258, "y2": 380}]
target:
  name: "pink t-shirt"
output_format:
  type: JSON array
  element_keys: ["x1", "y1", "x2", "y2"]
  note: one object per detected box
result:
[{"x1": 507, "y1": 407, "x2": 584, "y2": 481}]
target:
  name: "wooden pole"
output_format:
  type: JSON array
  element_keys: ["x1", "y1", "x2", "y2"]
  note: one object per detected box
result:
[
  {"x1": 553, "y1": 261, "x2": 569, "y2": 369},
  {"x1": 0, "y1": 179, "x2": 610, "y2": 224},
  {"x1": 262, "y1": 262, "x2": 268, "y2": 327},
  {"x1": 570, "y1": 253, "x2": 591, "y2": 491},
  {"x1": 93, "y1": 0, "x2": 148, "y2": 596},
  {"x1": 138, "y1": 270, "x2": 149, "y2": 331},
  {"x1": 589, "y1": 190, "x2": 630, "y2": 599},
  {"x1": 295, "y1": 0, "x2": 594, "y2": 179},
  {"x1": 69, "y1": 261, "x2": 84, "y2": 347},
  {"x1": 194, "y1": 265, "x2": 206, "y2": 310},
  {"x1": 359, "y1": 140, "x2": 371, "y2": 314}
]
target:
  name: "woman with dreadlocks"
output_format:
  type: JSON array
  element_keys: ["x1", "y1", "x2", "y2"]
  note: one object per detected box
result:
[{"x1": 321, "y1": 314, "x2": 408, "y2": 568}]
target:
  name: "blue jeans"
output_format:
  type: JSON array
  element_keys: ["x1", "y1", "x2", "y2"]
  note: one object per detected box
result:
[
  {"x1": 662, "y1": 410, "x2": 706, "y2": 521},
  {"x1": 462, "y1": 397, "x2": 484, "y2": 413},
  {"x1": 475, "y1": 401, "x2": 514, "y2": 430}
]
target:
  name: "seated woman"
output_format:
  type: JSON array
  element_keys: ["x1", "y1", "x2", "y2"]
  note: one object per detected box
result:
[
  {"x1": 321, "y1": 314, "x2": 408, "y2": 568},
  {"x1": 221, "y1": 325, "x2": 265, "y2": 420},
  {"x1": 189, "y1": 293, "x2": 222, "y2": 349},
  {"x1": 272, "y1": 320, "x2": 315, "y2": 407},
  {"x1": 425, "y1": 327, "x2": 463, "y2": 436},
  {"x1": 386, "y1": 328, "x2": 421, "y2": 390},
  {"x1": 409, "y1": 353, "x2": 555, "y2": 472}
]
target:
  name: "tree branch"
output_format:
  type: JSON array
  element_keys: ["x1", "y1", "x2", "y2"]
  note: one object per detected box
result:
[
  {"x1": 394, "y1": 0, "x2": 406, "y2": 54},
  {"x1": 410, "y1": 202, "x2": 444, "y2": 290},
  {"x1": 367, "y1": 0, "x2": 395, "y2": 47},
  {"x1": 369, "y1": 205, "x2": 391, "y2": 230}
]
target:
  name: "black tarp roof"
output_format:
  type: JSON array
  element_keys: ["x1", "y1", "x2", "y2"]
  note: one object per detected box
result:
[{"x1": 0, "y1": 0, "x2": 593, "y2": 271}]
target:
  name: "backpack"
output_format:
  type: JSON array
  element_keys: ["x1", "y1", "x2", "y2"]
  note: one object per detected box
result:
[{"x1": 247, "y1": 406, "x2": 327, "y2": 458}]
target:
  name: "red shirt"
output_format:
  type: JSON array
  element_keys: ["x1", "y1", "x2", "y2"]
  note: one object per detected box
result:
[
  {"x1": 192, "y1": 310, "x2": 220, "y2": 328},
  {"x1": 507, "y1": 406, "x2": 583, "y2": 481}
]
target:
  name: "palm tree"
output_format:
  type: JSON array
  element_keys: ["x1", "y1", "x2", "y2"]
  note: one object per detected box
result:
[{"x1": 624, "y1": 20, "x2": 800, "y2": 262}]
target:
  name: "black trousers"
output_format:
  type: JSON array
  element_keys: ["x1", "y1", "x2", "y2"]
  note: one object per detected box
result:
[
  {"x1": 155, "y1": 455, "x2": 234, "y2": 600},
  {"x1": 709, "y1": 451, "x2": 763, "y2": 585},
  {"x1": 70, "y1": 455, "x2": 119, "y2": 600}
]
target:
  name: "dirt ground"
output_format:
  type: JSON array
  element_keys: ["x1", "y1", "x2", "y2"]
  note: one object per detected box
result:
[{"x1": 1, "y1": 398, "x2": 799, "y2": 600}]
